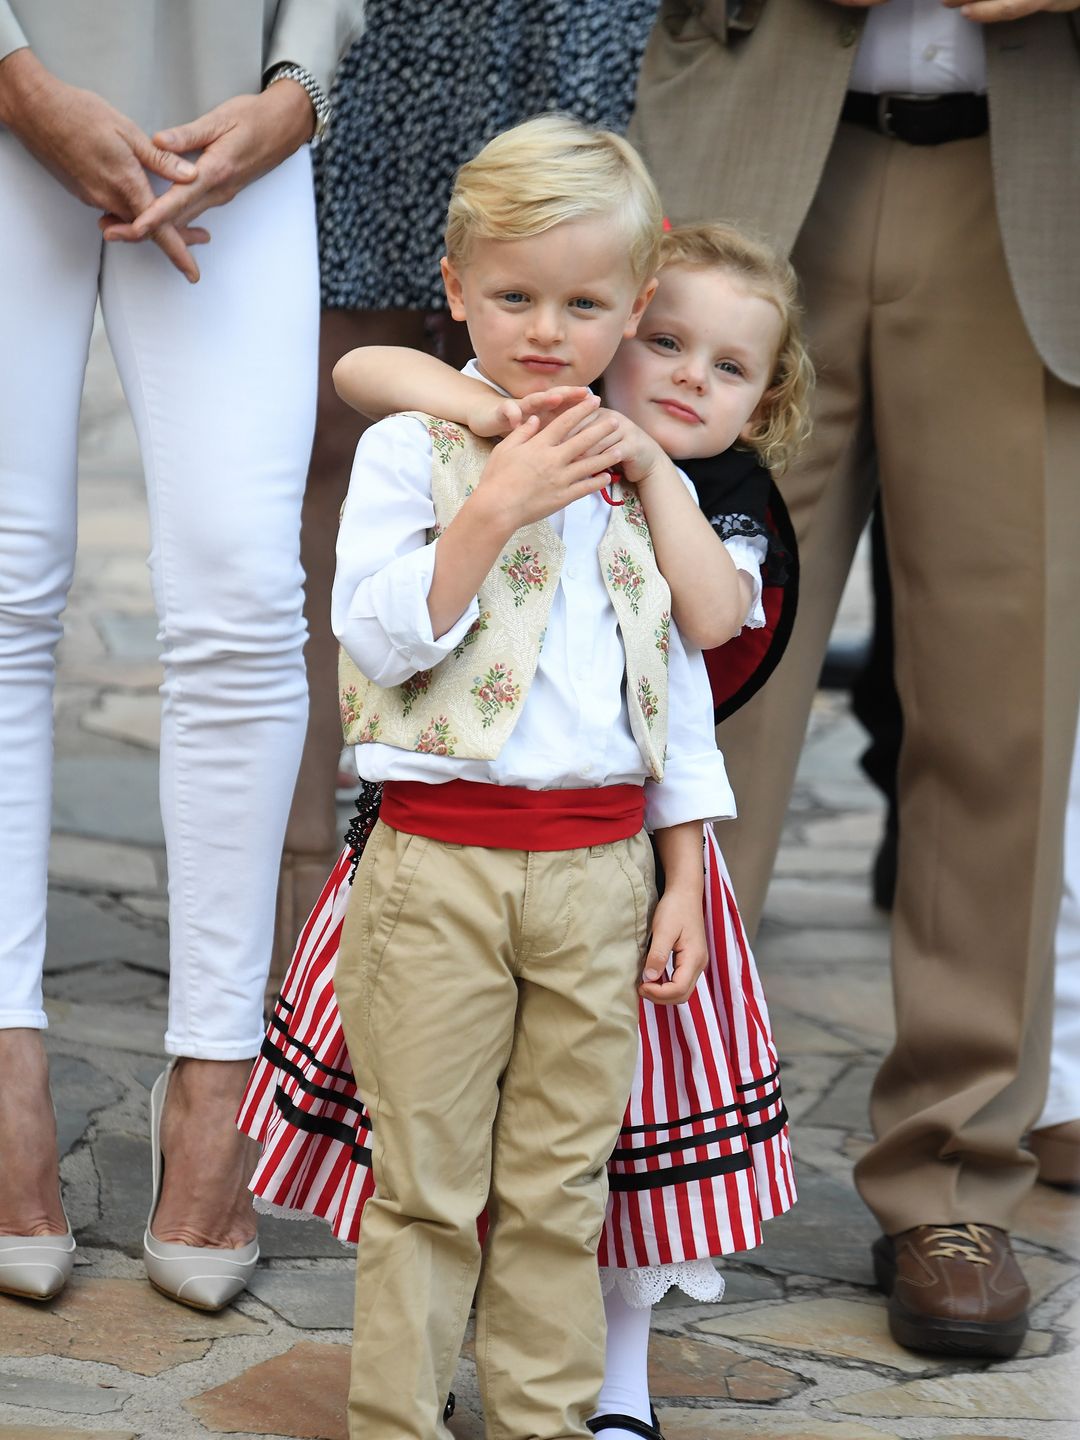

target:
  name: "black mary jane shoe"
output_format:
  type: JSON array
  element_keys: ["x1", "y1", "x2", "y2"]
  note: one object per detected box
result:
[
  {"x1": 587, "y1": 1409, "x2": 665, "y2": 1439},
  {"x1": 443, "y1": 1392, "x2": 456, "y2": 1424}
]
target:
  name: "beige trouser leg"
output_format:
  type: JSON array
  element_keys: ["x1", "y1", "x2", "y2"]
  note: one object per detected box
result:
[
  {"x1": 333, "y1": 823, "x2": 652, "y2": 1440},
  {"x1": 717, "y1": 124, "x2": 1080, "y2": 1232}
]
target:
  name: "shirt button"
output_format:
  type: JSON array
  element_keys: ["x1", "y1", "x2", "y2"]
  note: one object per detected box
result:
[
  {"x1": 924, "y1": 43, "x2": 939, "y2": 60},
  {"x1": 581, "y1": 762, "x2": 593, "y2": 776},
  {"x1": 565, "y1": 564, "x2": 577, "y2": 580}
]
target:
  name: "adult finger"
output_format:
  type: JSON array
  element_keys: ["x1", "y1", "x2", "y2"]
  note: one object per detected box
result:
[
  {"x1": 153, "y1": 111, "x2": 227, "y2": 155},
  {"x1": 151, "y1": 223, "x2": 201, "y2": 283},
  {"x1": 957, "y1": 0, "x2": 1042, "y2": 16},
  {"x1": 130, "y1": 130, "x2": 199, "y2": 185},
  {"x1": 103, "y1": 179, "x2": 213, "y2": 241}
]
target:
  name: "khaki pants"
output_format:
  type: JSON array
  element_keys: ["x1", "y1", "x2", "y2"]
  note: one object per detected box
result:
[
  {"x1": 717, "y1": 124, "x2": 1080, "y2": 1233},
  {"x1": 334, "y1": 821, "x2": 654, "y2": 1440}
]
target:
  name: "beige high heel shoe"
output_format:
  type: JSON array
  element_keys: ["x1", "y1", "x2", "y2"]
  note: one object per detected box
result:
[
  {"x1": 142, "y1": 1062, "x2": 259, "y2": 1311},
  {"x1": 0, "y1": 1211, "x2": 76, "y2": 1302}
]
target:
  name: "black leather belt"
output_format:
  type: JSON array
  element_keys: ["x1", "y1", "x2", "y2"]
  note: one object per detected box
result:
[{"x1": 842, "y1": 91, "x2": 989, "y2": 146}]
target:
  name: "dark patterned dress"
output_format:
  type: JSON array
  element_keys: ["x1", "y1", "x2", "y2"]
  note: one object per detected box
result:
[{"x1": 315, "y1": 1, "x2": 661, "y2": 311}]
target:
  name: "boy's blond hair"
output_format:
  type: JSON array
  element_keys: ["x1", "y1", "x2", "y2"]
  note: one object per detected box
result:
[
  {"x1": 446, "y1": 113, "x2": 663, "y2": 286},
  {"x1": 660, "y1": 223, "x2": 814, "y2": 476}
]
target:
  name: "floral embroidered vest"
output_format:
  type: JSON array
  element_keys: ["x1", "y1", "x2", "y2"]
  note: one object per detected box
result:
[{"x1": 339, "y1": 415, "x2": 671, "y2": 779}]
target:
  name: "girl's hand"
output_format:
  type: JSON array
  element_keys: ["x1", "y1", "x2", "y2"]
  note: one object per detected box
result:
[
  {"x1": 467, "y1": 385, "x2": 591, "y2": 439},
  {"x1": 583, "y1": 409, "x2": 666, "y2": 487}
]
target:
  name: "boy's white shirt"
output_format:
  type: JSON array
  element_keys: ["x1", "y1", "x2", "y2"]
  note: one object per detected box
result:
[{"x1": 331, "y1": 363, "x2": 747, "y2": 830}]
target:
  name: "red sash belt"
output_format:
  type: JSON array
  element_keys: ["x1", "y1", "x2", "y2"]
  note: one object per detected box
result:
[{"x1": 380, "y1": 779, "x2": 645, "y2": 851}]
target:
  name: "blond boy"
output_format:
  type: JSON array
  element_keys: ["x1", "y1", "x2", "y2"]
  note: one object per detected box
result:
[{"x1": 330, "y1": 116, "x2": 737, "y2": 1440}]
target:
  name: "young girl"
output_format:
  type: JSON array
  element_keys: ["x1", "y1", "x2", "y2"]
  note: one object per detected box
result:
[{"x1": 240, "y1": 221, "x2": 811, "y2": 1439}]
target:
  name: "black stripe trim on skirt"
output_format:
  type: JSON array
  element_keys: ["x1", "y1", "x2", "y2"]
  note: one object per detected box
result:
[
  {"x1": 738, "y1": 1088, "x2": 784, "y2": 1117},
  {"x1": 740, "y1": 1105, "x2": 789, "y2": 1145},
  {"x1": 737, "y1": 1064, "x2": 779, "y2": 1091},
  {"x1": 272, "y1": 1086, "x2": 373, "y2": 1167},
  {"x1": 608, "y1": 1150, "x2": 753, "y2": 1191},
  {"x1": 618, "y1": 1100, "x2": 744, "y2": 1134},
  {"x1": 611, "y1": 1121, "x2": 747, "y2": 1162},
  {"x1": 263, "y1": 1016, "x2": 356, "y2": 1086},
  {"x1": 260, "y1": 1035, "x2": 366, "y2": 1114}
]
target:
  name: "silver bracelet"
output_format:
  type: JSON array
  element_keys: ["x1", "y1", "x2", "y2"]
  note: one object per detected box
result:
[{"x1": 266, "y1": 62, "x2": 332, "y2": 145}]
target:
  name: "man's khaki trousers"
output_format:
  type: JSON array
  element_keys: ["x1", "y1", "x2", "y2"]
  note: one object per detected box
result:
[
  {"x1": 717, "y1": 124, "x2": 1080, "y2": 1234},
  {"x1": 334, "y1": 821, "x2": 654, "y2": 1440}
]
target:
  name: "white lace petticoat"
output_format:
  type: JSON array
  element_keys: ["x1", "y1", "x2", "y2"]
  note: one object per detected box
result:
[{"x1": 599, "y1": 1259, "x2": 725, "y2": 1309}]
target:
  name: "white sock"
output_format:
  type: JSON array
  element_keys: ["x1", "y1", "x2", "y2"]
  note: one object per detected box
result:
[{"x1": 590, "y1": 1286, "x2": 654, "y2": 1437}]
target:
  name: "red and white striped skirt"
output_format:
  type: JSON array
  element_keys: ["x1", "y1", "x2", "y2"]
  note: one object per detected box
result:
[{"x1": 238, "y1": 823, "x2": 795, "y2": 1267}]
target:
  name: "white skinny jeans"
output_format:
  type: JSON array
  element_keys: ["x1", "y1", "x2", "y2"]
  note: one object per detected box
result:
[
  {"x1": 1039, "y1": 708, "x2": 1080, "y2": 1128},
  {"x1": 0, "y1": 133, "x2": 318, "y2": 1058}
]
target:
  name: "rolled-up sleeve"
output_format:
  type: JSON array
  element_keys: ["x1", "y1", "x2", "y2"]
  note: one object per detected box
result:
[
  {"x1": 644, "y1": 623, "x2": 737, "y2": 831},
  {"x1": 331, "y1": 415, "x2": 480, "y2": 688}
]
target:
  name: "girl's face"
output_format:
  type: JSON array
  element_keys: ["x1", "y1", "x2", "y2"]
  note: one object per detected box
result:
[{"x1": 603, "y1": 264, "x2": 783, "y2": 461}]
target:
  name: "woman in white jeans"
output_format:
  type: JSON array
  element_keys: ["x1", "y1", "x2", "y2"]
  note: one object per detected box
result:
[{"x1": 0, "y1": 1, "x2": 361, "y2": 1308}]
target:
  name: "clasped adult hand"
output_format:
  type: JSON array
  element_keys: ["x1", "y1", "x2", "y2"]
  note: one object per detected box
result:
[
  {"x1": 99, "y1": 83, "x2": 315, "y2": 266},
  {"x1": 0, "y1": 49, "x2": 208, "y2": 281}
]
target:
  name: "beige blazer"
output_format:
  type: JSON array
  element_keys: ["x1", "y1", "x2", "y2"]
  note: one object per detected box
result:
[
  {"x1": 630, "y1": 0, "x2": 1080, "y2": 384},
  {"x1": 0, "y1": 0, "x2": 364, "y2": 133}
]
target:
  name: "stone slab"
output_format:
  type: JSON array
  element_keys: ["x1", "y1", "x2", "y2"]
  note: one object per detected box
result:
[
  {"x1": 248, "y1": 1269, "x2": 356, "y2": 1330},
  {"x1": 46, "y1": 1001, "x2": 165, "y2": 1057},
  {"x1": 80, "y1": 1132, "x2": 152, "y2": 1254},
  {"x1": 185, "y1": 1340, "x2": 349, "y2": 1438},
  {"x1": 757, "y1": 928, "x2": 890, "y2": 966},
  {"x1": 697, "y1": 1295, "x2": 1050, "y2": 1372},
  {"x1": 49, "y1": 1054, "x2": 123, "y2": 1159},
  {"x1": 1013, "y1": 1180, "x2": 1080, "y2": 1263},
  {"x1": 798, "y1": 1062, "x2": 877, "y2": 1133},
  {"x1": 767, "y1": 1006, "x2": 859, "y2": 1057},
  {"x1": 0, "y1": 1430, "x2": 136, "y2": 1440},
  {"x1": 765, "y1": 969, "x2": 896, "y2": 1045},
  {"x1": 743, "y1": 1167, "x2": 879, "y2": 1284},
  {"x1": 0, "y1": 1374, "x2": 129, "y2": 1416},
  {"x1": 659, "y1": 1411, "x2": 900, "y2": 1439},
  {"x1": 43, "y1": 891, "x2": 166, "y2": 976},
  {"x1": 648, "y1": 1333, "x2": 804, "y2": 1402},
  {"x1": 93, "y1": 612, "x2": 160, "y2": 662},
  {"x1": 82, "y1": 694, "x2": 161, "y2": 753},
  {"x1": 52, "y1": 757, "x2": 164, "y2": 848},
  {"x1": 48, "y1": 834, "x2": 160, "y2": 896},
  {"x1": 47, "y1": 961, "x2": 166, "y2": 1010},
  {"x1": 761, "y1": 879, "x2": 886, "y2": 933},
  {"x1": 0, "y1": 1278, "x2": 263, "y2": 1376},
  {"x1": 257, "y1": 1213, "x2": 354, "y2": 1261},
  {"x1": 828, "y1": 1352, "x2": 1079, "y2": 1421}
]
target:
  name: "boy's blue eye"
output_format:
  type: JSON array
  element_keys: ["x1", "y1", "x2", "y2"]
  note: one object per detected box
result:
[
  {"x1": 571, "y1": 298, "x2": 599, "y2": 311},
  {"x1": 501, "y1": 292, "x2": 527, "y2": 304}
]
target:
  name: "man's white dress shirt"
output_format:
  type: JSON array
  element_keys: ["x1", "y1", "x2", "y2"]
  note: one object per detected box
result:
[
  {"x1": 332, "y1": 367, "x2": 752, "y2": 831},
  {"x1": 851, "y1": 0, "x2": 987, "y2": 95}
]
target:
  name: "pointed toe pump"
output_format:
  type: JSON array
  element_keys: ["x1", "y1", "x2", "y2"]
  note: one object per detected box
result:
[
  {"x1": 142, "y1": 1062, "x2": 259, "y2": 1312},
  {"x1": 0, "y1": 1222, "x2": 76, "y2": 1302}
]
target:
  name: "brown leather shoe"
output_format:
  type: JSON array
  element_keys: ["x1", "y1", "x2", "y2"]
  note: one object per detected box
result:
[
  {"x1": 872, "y1": 1224, "x2": 1029, "y2": 1359},
  {"x1": 1028, "y1": 1120, "x2": 1080, "y2": 1191}
]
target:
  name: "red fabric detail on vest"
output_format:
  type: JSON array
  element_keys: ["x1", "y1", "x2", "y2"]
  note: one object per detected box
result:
[{"x1": 379, "y1": 779, "x2": 645, "y2": 851}]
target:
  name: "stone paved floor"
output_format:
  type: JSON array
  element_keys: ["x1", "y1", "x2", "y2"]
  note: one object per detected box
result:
[{"x1": 1, "y1": 323, "x2": 1077, "y2": 1440}]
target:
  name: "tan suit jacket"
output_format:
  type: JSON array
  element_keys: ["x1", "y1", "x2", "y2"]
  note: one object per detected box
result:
[
  {"x1": 0, "y1": 0, "x2": 364, "y2": 133},
  {"x1": 630, "y1": 0, "x2": 1080, "y2": 384}
]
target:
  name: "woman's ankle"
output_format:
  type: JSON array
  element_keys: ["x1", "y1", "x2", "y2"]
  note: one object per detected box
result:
[{"x1": 0, "y1": 1029, "x2": 65, "y2": 1235}]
